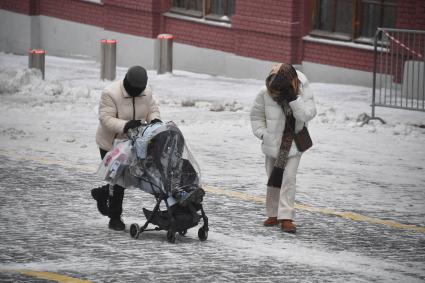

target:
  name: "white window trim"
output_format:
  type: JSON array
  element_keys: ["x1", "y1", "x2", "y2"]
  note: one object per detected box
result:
[
  {"x1": 303, "y1": 35, "x2": 389, "y2": 52},
  {"x1": 81, "y1": 0, "x2": 103, "y2": 4}
]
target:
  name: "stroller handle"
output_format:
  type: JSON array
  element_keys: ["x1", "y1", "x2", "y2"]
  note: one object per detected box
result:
[{"x1": 127, "y1": 122, "x2": 149, "y2": 140}]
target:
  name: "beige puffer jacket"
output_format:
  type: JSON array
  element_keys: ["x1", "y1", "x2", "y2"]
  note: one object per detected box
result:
[
  {"x1": 95, "y1": 80, "x2": 161, "y2": 151},
  {"x1": 250, "y1": 70, "x2": 317, "y2": 158}
]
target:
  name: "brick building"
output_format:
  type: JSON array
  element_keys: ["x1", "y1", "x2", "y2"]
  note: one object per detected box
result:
[{"x1": 1, "y1": 0, "x2": 424, "y2": 85}]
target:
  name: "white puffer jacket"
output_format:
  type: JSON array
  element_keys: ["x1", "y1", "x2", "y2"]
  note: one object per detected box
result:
[
  {"x1": 250, "y1": 70, "x2": 317, "y2": 158},
  {"x1": 95, "y1": 80, "x2": 161, "y2": 151}
]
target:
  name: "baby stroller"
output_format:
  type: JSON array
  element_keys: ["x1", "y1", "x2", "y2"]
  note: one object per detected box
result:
[{"x1": 121, "y1": 121, "x2": 209, "y2": 243}]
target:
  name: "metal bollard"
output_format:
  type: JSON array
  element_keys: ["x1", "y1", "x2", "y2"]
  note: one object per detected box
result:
[
  {"x1": 28, "y1": 49, "x2": 45, "y2": 80},
  {"x1": 100, "y1": 39, "x2": 117, "y2": 81},
  {"x1": 157, "y1": 34, "x2": 174, "y2": 74}
]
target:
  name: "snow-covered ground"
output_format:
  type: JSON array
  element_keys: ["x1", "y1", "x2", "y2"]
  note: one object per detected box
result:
[
  {"x1": 1, "y1": 52, "x2": 424, "y2": 225},
  {"x1": 0, "y1": 52, "x2": 424, "y2": 282}
]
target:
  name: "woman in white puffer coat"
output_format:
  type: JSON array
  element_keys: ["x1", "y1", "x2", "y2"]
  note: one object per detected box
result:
[{"x1": 250, "y1": 63, "x2": 316, "y2": 233}]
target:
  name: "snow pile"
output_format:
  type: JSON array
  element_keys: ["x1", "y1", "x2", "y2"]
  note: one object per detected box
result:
[
  {"x1": 0, "y1": 68, "x2": 43, "y2": 94},
  {"x1": 177, "y1": 98, "x2": 244, "y2": 112},
  {"x1": 209, "y1": 100, "x2": 244, "y2": 112},
  {"x1": 0, "y1": 67, "x2": 95, "y2": 106},
  {"x1": 313, "y1": 100, "x2": 425, "y2": 138},
  {"x1": 181, "y1": 99, "x2": 196, "y2": 107}
]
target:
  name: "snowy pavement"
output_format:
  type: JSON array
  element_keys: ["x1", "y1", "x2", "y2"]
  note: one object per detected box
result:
[{"x1": 0, "y1": 52, "x2": 424, "y2": 282}]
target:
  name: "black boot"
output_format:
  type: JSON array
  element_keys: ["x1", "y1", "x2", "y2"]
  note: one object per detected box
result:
[
  {"x1": 91, "y1": 185, "x2": 109, "y2": 216},
  {"x1": 108, "y1": 218, "x2": 125, "y2": 231},
  {"x1": 108, "y1": 186, "x2": 125, "y2": 231}
]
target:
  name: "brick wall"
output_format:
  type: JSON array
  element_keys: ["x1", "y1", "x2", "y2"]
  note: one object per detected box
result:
[
  {"x1": 302, "y1": 41, "x2": 375, "y2": 72},
  {"x1": 163, "y1": 17, "x2": 235, "y2": 53},
  {"x1": 397, "y1": 0, "x2": 425, "y2": 30},
  {"x1": 40, "y1": 0, "x2": 103, "y2": 27},
  {"x1": 159, "y1": 1, "x2": 303, "y2": 63},
  {"x1": 97, "y1": 0, "x2": 169, "y2": 39},
  {"x1": 231, "y1": 0, "x2": 301, "y2": 63},
  {"x1": 104, "y1": 0, "x2": 152, "y2": 11},
  {"x1": 103, "y1": 4, "x2": 155, "y2": 37},
  {"x1": 0, "y1": 0, "x2": 39, "y2": 15},
  {"x1": 1, "y1": 0, "x2": 423, "y2": 73}
]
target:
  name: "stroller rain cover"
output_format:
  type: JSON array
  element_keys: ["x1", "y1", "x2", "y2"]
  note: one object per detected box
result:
[
  {"x1": 98, "y1": 121, "x2": 208, "y2": 243},
  {"x1": 128, "y1": 121, "x2": 202, "y2": 202}
]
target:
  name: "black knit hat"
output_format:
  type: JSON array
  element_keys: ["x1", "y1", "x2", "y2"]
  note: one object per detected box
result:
[{"x1": 124, "y1": 66, "x2": 148, "y2": 97}]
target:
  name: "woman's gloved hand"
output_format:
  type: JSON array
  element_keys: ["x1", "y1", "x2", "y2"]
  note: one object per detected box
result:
[
  {"x1": 280, "y1": 84, "x2": 297, "y2": 102},
  {"x1": 123, "y1": 120, "x2": 142, "y2": 133},
  {"x1": 150, "y1": 118, "x2": 162, "y2": 124}
]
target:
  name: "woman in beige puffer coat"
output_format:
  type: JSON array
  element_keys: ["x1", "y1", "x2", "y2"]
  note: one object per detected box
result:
[
  {"x1": 92, "y1": 66, "x2": 161, "y2": 231},
  {"x1": 95, "y1": 74, "x2": 160, "y2": 151},
  {"x1": 250, "y1": 63, "x2": 316, "y2": 233}
]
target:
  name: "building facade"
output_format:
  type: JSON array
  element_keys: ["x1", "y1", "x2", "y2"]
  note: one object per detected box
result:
[{"x1": 1, "y1": 0, "x2": 424, "y2": 85}]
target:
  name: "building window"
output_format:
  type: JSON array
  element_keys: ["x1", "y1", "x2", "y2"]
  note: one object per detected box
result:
[
  {"x1": 82, "y1": 0, "x2": 103, "y2": 3},
  {"x1": 359, "y1": 0, "x2": 397, "y2": 39},
  {"x1": 171, "y1": 0, "x2": 236, "y2": 22},
  {"x1": 208, "y1": 0, "x2": 235, "y2": 20},
  {"x1": 311, "y1": 0, "x2": 396, "y2": 43},
  {"x1": 172, "y1": 0, "x2": 203, "y2": 17}
]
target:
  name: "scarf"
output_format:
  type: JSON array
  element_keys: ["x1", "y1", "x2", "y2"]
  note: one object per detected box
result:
[{"x1": 267, "y1": 105, "x2": 296, "y2": 188}]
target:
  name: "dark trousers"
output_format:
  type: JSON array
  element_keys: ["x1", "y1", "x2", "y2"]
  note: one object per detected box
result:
[
  {"x1": 100, "y1": 148, "x2": 125, "y2": 219},
  {"x1": 99, "y1": 148, "x2": 108, "y2": 159}
]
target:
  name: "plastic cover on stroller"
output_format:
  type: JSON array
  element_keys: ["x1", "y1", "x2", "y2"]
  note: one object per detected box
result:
[
  {"x1": 98, "y1": 121, "x2": 208, "y2": 242},
  {"x1": 98, "y1": 121, "x2": 202, "y2": 202},
  {"x1": 97, "y1": 139, "x2": 135, "y2": 186},
  {"x1": 128, "y1": 121, "x2": 201, "y2": 200}
]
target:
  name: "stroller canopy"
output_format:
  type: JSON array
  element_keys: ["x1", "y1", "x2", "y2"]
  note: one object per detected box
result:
[{"x1": 129, "y1": 121, "x2": 201, "y2": 196}]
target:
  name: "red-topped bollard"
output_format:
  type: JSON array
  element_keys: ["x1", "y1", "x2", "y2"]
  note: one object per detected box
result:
[
  {"x1": 100, "y1": 39, "x2": 117, "y2": 81},
  {"x1": 28, "y1": 49, "x2": 45, "y2": 80},
  {"x1": 156, "y1": 34, "x2": 174, "y2": 74}
]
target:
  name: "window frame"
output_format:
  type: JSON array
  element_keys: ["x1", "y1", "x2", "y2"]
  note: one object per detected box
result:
[
  {"x1": 81, "y1": 0, "x2": 103, "y2": 3},
  {"x1": 310, "y1": 0, "x2": 397, "y2": 45},
  {"x1": 170, "y1": 0, "x2": 204, "y2": 18},
  {"x1": 170, "y1": 0, "x2": 235, "y2": 23}
]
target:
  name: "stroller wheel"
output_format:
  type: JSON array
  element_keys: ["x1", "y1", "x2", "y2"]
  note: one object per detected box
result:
[
  {"x1": 167, "y1": 230, "x2": 176, "y2": 243},
  {"x1": 130, "y1": 223, "x2": 140, "y2": 239},
  {"x1": 198, "y1": 227, "x2": 208, "y2": 241},
  {"x1": 178, "y1": 229, "x2": 187, "y2": 236}
]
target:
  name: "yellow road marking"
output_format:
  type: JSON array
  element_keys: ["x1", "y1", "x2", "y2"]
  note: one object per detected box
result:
[
  {"x1": 1, "y1": 269, "x2": 92, "y2": 283},
  {"x1": 2, "y1": 150, "x2": 424, "y2": 234},
  {"x1": 204, "y1": 186, "x2": 425, "y2": 234}
]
